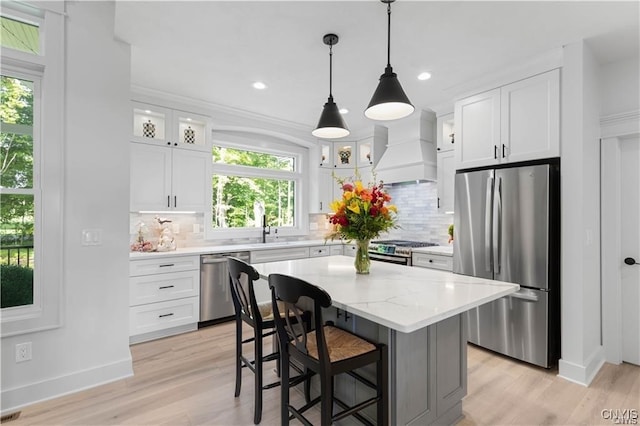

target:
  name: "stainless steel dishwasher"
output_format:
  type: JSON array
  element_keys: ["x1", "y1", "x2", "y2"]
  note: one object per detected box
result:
[{"x1": 199, "y1": 251, "x2": 249, "y2": 326}]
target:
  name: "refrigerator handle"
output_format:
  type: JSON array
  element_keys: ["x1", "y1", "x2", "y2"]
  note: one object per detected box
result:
[
  {"x1": 485, "y1": 175, "x2": 494, "y2": 272},
  {"x1": 493, "y1": 176, "x2": 502, "y2": 274}
]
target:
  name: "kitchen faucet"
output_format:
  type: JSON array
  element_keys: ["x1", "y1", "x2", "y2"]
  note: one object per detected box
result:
[{"x1": 262, "y1": 214, "x2": 270, "y2": 243}]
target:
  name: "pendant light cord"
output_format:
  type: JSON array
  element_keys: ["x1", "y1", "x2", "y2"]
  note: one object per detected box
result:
[
  {"x1": 386, "y1": 2, "x2": 391, "y2": 68},
  {"x1": 329, "y1": 41, "x2": 334, "y2": 99}
]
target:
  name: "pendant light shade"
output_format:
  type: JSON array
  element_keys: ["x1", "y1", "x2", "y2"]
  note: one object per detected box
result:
[
  {"x1": 365, "y1": 0, "x2": 414, "y2": 121},
  {"x1": 313, "y1": 33, "x2": 350, "y2": 139}
]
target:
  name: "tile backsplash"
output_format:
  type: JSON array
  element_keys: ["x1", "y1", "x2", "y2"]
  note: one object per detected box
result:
[
  {"x1": 384, "y1": 181, "x2": 453, "y2": 245},
  {"x1": 130, "y1": 181, "x2": 452, "y2": 249}
]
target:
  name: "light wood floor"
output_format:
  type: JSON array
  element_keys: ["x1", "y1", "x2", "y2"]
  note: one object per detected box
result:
[{"x1": 8, "y1": 321, "x2": 639, "y2": 425}]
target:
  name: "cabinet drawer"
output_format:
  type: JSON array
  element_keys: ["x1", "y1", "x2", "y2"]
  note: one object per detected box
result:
[
  {"x1": 130, "y1": 255, "x2": 199, "y2": 276},
  {"x1": 309, "y1": 246, "x2": 331, "y2": 257},
  {"x1": 329, "y1": 245, "x2": 343, "y2": 256},
  {"x1": 130, "y1": 270, "x2": 199, "y2": 306},
  {"x1": 250, "y1": 247, "x2": 310, "y2": 263},
  {"x1": 129, "y1": 297, "x2": 199, "y2": 337},
  {"x1": 343, "y1": 244, "x2": 357, "y2": 257},
  {"x1": 412, "y1": 253, "x2": 453, "y2": 271}
]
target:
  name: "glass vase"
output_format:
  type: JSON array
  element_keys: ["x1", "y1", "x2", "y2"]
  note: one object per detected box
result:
[{"x1": 354, "y1": 239, "x2": 371, "y2": 274}]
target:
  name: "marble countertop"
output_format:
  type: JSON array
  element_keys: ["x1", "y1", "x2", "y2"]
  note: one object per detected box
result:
[
  {"x1": 252, "y1": 255, "x2": 518, "y2": 333},
  {"x1": 129, "y1": 239, "x2": 343, "y2": 260},
  {"x1": 411, "y1": 246, "x2": 454, "y2": 256}
]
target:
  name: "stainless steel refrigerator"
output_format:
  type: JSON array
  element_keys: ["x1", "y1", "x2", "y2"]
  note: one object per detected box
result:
[{"x1": 453, "y1": 159, "x2": 560, "y2": 368}]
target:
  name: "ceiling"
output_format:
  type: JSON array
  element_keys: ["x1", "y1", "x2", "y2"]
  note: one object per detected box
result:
[{"x1": 114, "y1": 1, "x2": 640, "y2": 137}]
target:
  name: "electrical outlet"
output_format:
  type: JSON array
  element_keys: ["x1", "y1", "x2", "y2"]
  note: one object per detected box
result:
[{"x1": 15, "y1": 342, "x2": 32, "y2": 363}]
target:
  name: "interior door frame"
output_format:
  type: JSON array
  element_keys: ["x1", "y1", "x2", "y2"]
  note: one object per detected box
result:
[{"x1": 600, "y1": 110, "x2": 640, "y2": 364}]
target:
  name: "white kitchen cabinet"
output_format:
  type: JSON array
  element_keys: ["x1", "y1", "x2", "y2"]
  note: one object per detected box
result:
[
  {"x1": 437, "y1": 150, "x2": 455, "y2": 214},
  {"x1": 250, "y1": 247, "x2": 310, "y2": 263},
  {"x1": 412, "y1": 252, "x2": 453, "y2": 271},
  {"x1": 454, "y1": 88, "x2": 501, "y2": 169},
  {"x1": 130, "y1": 142, "x2": 209, "y2": 212},
  {"x1": 132, "y1": 101, "x2": 210, "y2": 152},
  {"x1": 317, "y1": 168, "x2": 335, "y2": 214},
  {"x1": 499, "y1": 69, "x2": 560, "y2": 163},
  {"x1": 343, "y1": 243, "x2": 357, "y2": 257},
  {"x1": 319, "y1": 140, "x2": 333, "y2": 168},
  {"x1": 356, "y1": 125, "x2": 388, "y2": 167},
  {"x1": 437, "y1": 113, "x2": 455, "y2": 153},
  {"x1": 333, "y1": 141, "x2": 357, "y2": 168},
  {"x1": 129, "y1": 255, "x2": 200, "y2": 344},
  {"x1": 454, "y1": 69, "x2": 560, "y2": 170}
]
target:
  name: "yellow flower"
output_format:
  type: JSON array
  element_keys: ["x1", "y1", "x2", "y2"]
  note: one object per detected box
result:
[
  {"x1": 388, "y1": 204, "x2": 398, "y2": 213},
  {"x1": 347, "y1": 203, "x2": 360, "y2": 214},
  {"x1": 354, "y1": 180, "x2": 364, "y2": 193},
  {"x1": 343, "y1": 191, "x2": 354, "y2": 201},
  {"x1": 330, "y1": 200, "x2": 343, "y2": 212}
]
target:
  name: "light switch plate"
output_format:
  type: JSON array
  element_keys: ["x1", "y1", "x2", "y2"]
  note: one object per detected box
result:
[{"x1": 81, "y1": 229, "x2": 102, "y2": 246}]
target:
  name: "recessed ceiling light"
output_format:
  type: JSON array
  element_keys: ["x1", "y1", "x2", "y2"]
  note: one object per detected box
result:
[
  {"x1": 252, "y1": 81, "x2": 267, "y2": 90},
  {"x1": 417, "y1": 72, "x2": 432, "y2": 81},
  {"x1": 339, "y1": 108, "x2": 349, "y2": 114}
]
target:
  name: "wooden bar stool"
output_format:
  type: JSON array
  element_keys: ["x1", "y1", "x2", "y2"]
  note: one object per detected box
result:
[
  {"x1": 268, "y1": 273, "x2": 389, "y2": 426},
  {"x1": 227, "y1": 257, "x2": 310, "y2": 424}
]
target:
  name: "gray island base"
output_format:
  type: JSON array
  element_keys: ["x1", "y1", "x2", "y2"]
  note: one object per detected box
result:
[{"x1": 252, "y1": 256, "x2": 519, "y2": 425}]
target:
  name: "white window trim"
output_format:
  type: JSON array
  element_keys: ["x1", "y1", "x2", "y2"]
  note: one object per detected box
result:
[
  {"x1": 205, "y1": 136, "x2": 309, "y2": 241},
  {"x1": 1, "y1": 4, "x2": 64, "y2": 337}
]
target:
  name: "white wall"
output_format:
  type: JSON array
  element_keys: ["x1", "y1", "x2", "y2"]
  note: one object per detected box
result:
[
  {"x1": 1, "y1": 1, "x2": 133, "y2": 411},
  {"x1": 600, "y1": 57, "x2": 640, "y2": 117},
  {"x1": 558, "y1": 40, "x2": 605, "y2": 386}
]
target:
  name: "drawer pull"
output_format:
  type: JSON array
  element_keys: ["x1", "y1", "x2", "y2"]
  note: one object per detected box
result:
[
  {"x1": 158, "y1": 285, "x2": 175, "y2": 289},
  {"x1": 159, "y1": 263, "x2": 175, "y2": 268},
  {"x1": 159, "y1": 313, "x2": 174, "y2": 318},
  {"x1": 429, "y1": 259, "x2": 433, "y2": 263}
]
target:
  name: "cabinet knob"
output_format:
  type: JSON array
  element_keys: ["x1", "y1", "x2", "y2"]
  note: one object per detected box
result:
[
  {"x1": 624, "y1": 257, "x2": 639, "y2": 265},
  {"x1": 437, "y1": 147, "x2": 441, "y2": 151},
  {"x1": 174, "y1": 142, "x2": 178, "y2": 146},
  {"x1": 167, "y1": 142, "x2": 171, "y2": 146},
  {"x1": 429, "y1": 259, "x2": 433, "y2": 263}
]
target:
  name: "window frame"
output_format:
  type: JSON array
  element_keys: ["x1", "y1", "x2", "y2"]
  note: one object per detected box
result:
[
  {"x1": 1, "y1": 3, "x2": 64, "y2": 337},
  {"x1": 205, "y1": 136, "x2": 309, "y2": 241}
]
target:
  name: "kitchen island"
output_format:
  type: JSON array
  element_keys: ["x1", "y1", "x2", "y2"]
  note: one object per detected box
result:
[{"x1": 253, "y1": 255, "x2": 519, "y2": 425}]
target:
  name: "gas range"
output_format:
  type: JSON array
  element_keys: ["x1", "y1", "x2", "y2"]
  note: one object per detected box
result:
[{"x1": 368, "y1": 240, "x2": 439, "y2": 266}]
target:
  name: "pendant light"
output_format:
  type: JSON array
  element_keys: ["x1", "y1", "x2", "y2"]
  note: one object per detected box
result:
[
  {"x1": 365, "y1": 0, "x2": 414, "y2": 121},
  {"x1": 312, "y1": 33, "x2": 350, "y2": 139}
]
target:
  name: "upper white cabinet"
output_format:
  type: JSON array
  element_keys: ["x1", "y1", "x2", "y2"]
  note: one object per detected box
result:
[
  {"x1": 437, "y1": 113, "x2": 455, "y2": 153},
  {"x1": 132, "y1": 101, "x2": 211, "y2": 152},
  {"x1": 454, "y1": 69, "x2": 560, "y2": 170},
  {"x1": 317, "y1": 125, "x2": 387, "y2": 169},
  {"x1": 500, "y1": 70, "x2": 560, "y2": 163},
  {"x1": 454, "y1": 89, "x2": 501, "y2": 169},
  {"x1": 130, "y1": 143, "x2": 209, "y2": 212},
  {"x1": 437, "y1": 150, "x2": 455, "y2": 214}
]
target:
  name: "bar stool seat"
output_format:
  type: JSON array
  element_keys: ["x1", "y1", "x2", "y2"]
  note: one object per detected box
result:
[{"x1": 268, "y1": 273, "x2": 388, "y2": 426}]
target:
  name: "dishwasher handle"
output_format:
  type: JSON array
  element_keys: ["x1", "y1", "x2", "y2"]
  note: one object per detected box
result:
[{"x1": 201, "y1": 253, "x2": 250, "y2": 264}]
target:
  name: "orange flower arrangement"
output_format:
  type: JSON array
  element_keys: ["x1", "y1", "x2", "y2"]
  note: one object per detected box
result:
[{"x1": 325, "y1": 172, "x2": 398, "y2": 242}]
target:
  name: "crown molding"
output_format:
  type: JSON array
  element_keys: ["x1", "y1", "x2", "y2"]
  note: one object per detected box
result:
[{"x1": 600, "y1": 110, "x2": 640, "y2": 139}]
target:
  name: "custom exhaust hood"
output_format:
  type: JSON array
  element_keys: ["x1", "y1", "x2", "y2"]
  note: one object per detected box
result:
[{"x1": 374, "y1": 109, "x2": 437, "y2": 185}]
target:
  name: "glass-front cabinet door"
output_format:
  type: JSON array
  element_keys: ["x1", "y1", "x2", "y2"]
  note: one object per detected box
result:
[
  {"x1": 132, "y1": 101, "x2": 210, "y2": 152},
  {"x1": 319, "y1": 141, "x2": 333, "y2": 168},
  {"x1": 174, "y1": 110, "x2": 209, "y2": 152},
  {"x1": 333, "y1": 142, "x2": 355, "y2": 168},
  {"x1": 132, "y1": 102, "x2": 170, "y2": 145},
  {"x1": 357, "y1": 138, "x2": 373, "y2": 166}
]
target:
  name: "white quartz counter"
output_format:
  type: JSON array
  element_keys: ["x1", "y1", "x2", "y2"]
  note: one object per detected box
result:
[
  {"x1": 252, "y1": 255, "x2": 518, "y2": 333},
  {"x1": 411, "y1": 245, "x2": 454, "y2": 256},
  {"x1": 129, "y1": 239, "x2": 342, "y2": 259}
]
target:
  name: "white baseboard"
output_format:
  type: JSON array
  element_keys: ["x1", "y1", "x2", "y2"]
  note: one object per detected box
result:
[
  {"x1": 558, "y1": 346, "x2": 606, "y2": 386},
  {"x1": 1, "y1": 356, "x2": 133, "y2": 414}
]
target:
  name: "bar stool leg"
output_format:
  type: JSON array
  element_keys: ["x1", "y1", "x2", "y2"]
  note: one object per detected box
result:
[
  {"x1": 254, "y1": 326, "x2": 263, "y2": 424},
  {"x1": 319, "y1": 375, "x2": 334, "y2": 426},
  {"x1": 234, "y1": 316, "x2": 242, "y2": 398},
  {"x1": 280, "y1": 350, "x2": 290, "y2": 425}
]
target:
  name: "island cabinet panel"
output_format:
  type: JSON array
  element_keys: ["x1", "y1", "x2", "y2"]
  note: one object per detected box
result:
[
  {"x1": 435, "y1": 313, "x2": 467, "y2": 421},
  {"x1": 320, "y1": 309, "x2": 467, "y2": 425}
]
